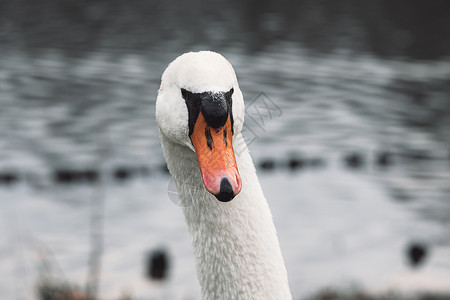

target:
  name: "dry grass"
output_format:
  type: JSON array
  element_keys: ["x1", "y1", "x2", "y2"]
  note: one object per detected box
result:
[
  {"x1": 37, "y1": 280, "x2": 135, "y2": 300},
  {"x1": 37, "y1": 281, "x2": 89, "y2": 300}
]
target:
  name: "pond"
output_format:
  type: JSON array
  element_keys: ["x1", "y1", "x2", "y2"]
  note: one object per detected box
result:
[{"x1": 1, "y1": 44, "x2": 450, "y2": 299}]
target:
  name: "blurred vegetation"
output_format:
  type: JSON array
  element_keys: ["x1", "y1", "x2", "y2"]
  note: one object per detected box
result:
[
  {"x1": 1, "y1": 0, "x2": 449, "y2": 59},
  {"x1": 37, "y1": 280, "x2": 134, "y2": 300},
  {"x1": 37, "y1": 280, "x2": 89, "y2": 300}
]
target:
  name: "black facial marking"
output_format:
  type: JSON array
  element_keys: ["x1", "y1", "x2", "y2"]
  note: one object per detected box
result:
[
  {"x1": 181, "y1": 88, "x2": 234, "y2": 136},
  {"x1": 205, "y1": 127, "x2": 213, "y2": 150},
  {"x1": 181, "y1": 88, "x2": 201, "y2": 136},
  {"x1": 226, "y1": 88, "x2": 234, "y2": 134},
  {"x1": 223, "y1": 129, "x2": 227, "y2": 146}
]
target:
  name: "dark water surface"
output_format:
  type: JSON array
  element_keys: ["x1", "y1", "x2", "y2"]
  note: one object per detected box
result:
[{"x1": 1, "y1": 45, "x2": 450, "y2": 299}]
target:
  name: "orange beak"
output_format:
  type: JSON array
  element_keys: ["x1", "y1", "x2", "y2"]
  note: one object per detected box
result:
[{"x1": 190, "y1": 112, "x2": 242, "y2": 202}]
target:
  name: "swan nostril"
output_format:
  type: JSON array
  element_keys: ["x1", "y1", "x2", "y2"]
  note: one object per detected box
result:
[{"x1": 215, "y1": 177, "x2": 235, "y2": 202}]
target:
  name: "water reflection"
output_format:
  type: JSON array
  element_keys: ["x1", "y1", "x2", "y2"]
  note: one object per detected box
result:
[
  {"x1": 1, "y1": 46, "x2": 449, "y2": 298},
  {"x1": 3, "y1": 1, "x2": 450, "y2": 59}
]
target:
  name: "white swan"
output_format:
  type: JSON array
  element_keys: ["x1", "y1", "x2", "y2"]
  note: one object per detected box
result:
[{"x1": 156, "y1": 51, "x2": 292, "y2": 299}]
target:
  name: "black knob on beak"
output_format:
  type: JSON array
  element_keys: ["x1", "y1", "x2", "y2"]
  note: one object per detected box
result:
[{"x1": 200, "y1": 92, "x2": 228, "y2": 129}]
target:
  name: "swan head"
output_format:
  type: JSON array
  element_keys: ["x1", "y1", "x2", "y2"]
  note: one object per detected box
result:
[{"x1": 156, "y1": 51, "x2": 245, "y2": 202}]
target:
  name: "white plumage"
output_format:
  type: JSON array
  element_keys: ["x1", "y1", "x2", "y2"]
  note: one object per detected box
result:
[{"x1": 156, "y1": 51, "x2": 292, "y2": 299}]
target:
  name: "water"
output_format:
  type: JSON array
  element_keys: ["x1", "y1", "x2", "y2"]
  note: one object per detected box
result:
[{"x1": 1, "y1": 45, "x2": 450, "y2": 299}]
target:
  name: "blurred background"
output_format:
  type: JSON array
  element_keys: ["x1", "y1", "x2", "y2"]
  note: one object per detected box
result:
[{"x1": 1, "y1": 0, "x2": 450, "y2": 299}]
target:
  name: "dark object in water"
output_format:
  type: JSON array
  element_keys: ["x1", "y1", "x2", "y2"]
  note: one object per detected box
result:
[
  {"x1": 54, "y1": 169, "x2": 99, "y2": 184},
  {"x1": 113, "y1": 167, "x2": 132, "y2": 181},
  {"x1": 259, "y1": 159, "x2": 275, "y2": 171},
  {"x1": 53, "y1": 170, "x2": 76, "y2": 183},
  {"x1": 377, "y1": 151, "x2": 393, "y2": 167},
  {"x1": 146, "y1": 248, "x2": 170, "y2": 281},
  {"x1": 54, "y1": 170, "x2": 77, "y2": 183},
  {"x1": 0, "y1": 172, "x2": 19, "y2": 185},
  {"x1": 83, "y1": 170, "x2": 99, "y2": 183},
  {"x1": 288, "y1": 157, "x2": 304, "y2": 171},
  {"x1": 344, "y1": 152, "x2": 364, "y2": 169},
  {"x1": 407, "y1": 242, "x2": 428, "y2": 268}
]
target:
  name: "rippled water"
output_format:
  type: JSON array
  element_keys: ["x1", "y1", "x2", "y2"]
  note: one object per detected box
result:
[{"x1": 1, "y1": 45, "x2": 450, "y2": 299}]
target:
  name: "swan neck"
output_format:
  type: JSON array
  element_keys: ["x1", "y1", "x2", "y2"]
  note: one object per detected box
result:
[{"x1": 160, "y1": 133, "x2": 292, "y2": 299}]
